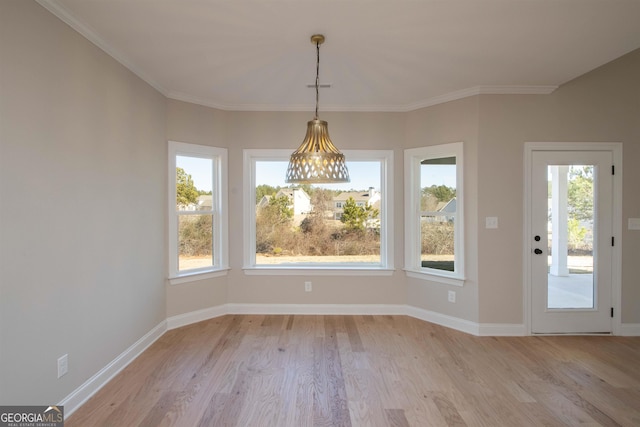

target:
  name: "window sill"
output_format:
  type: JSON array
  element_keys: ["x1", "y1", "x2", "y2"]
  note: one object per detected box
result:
[
  {"x1": 404, "y1": 268, "x2": 465, "y2": 287},
  {"x1": 169, "y1": 268, "x2": 230, "y2": 285},
  {"x1": 243, "y1": 266, "x2": 395, "y2": 276}
]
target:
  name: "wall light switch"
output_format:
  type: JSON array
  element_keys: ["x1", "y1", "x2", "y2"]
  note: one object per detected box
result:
[
  {"x1": 485, "y1": 217, "x2": 498, "y2": 229},
  {"x1": 629, "y1": 218, "x2": 640, "y2": 230}
]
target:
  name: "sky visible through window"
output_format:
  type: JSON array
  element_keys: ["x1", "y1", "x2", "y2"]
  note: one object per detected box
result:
[
  {"x1": 422, "y1": 164, "x2": 456, "y2": 189},
  {"x1": 178, "y1": 155, "x2": 456, "y2": 193},
  {"x1": 256, "y1": 161, "x2": 380, "y2": 191},
  {"x1": 177, "y1": 156, "x2": 213, "y2": 192}
]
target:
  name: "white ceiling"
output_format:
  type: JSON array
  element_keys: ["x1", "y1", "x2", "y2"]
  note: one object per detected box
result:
[{"x1": 38, "y1": 0, "x2": 640, "y2": 112}]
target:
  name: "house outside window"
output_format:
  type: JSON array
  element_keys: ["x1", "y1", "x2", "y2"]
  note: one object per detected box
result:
[
  {"x1": 244, "y1": 149, "x2": 394, "y2": 274},
  {"x1": 404, "y1": 142, "x2": 464, "y2": 286},
  {"x1": 332, "y1": 189, "x2": 381, "y2": 222},
  {"x1": 168, "y1": 141, "x2": 228, "y2": 283}
]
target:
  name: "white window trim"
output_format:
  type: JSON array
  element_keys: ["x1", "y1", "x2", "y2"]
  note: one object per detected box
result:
[
  {"x1": 243, "y1": 149, "x2": 394, "y2": 275},
  {"x1": 404, "y1": 142, "x2": 465, "y2": 286},
  {"x1": 168, "y1": 141, "x2": 229, "y2": 284}
]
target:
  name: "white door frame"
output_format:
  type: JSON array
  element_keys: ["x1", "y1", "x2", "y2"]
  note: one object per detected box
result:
[{"x1": 523, "y1": 142, "x2": 622, "y2": 335}]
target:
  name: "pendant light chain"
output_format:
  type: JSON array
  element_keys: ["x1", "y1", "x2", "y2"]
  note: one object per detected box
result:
[
  {"x1": 315, "y1": 39, "x2": 320, "y2": 119},
  {"x1": 285, "y1": 34, "x2": 350, "y2": 184}
]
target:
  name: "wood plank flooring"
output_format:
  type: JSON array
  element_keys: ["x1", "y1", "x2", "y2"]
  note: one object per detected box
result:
[{"x1": 66, "y1": 315, "x2": 640, "y2": 426}]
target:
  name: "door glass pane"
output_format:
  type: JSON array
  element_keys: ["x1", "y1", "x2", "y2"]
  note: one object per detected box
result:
[{"x1": 547, "y1": 165, "x2": 594, "y2": 309}]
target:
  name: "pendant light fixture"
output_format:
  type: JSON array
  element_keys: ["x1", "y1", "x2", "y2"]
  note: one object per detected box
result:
[{"x1": 286, "y1": 34, "x2": 350, "y2": 184}]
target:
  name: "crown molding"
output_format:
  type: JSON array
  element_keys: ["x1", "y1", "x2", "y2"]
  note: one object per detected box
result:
[
  {"x1": 35, "y1": 0, "x2": 169, "y2": 96},
  {"x1": 166, "y1": 91, "x2": 315, "y2": 113},
  {"x1": 169, "y1": 85, "x2": 558, "y2": 113},
  {"x1": 37, "y1": 1, "x2": 557, "y2": 113},
  {"x1": 400, "y1": 85, "x2": 558, "y2": 112}
]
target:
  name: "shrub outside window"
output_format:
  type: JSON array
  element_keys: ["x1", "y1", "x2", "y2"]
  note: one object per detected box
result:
[
  {"x1": 244, "y1": 149, "x2": 394, "y2": 274},
  {"x1": 169, "y1": 141, "x2": 228, "y2": 283},
  {"x1": 404, "y1": 143, "x2": 464, "y2": 285}
]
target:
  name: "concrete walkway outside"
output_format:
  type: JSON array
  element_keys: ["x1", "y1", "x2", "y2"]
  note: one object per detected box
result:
[{"x1": 547, "y1": 273, "x2": 594, "y2": 308}]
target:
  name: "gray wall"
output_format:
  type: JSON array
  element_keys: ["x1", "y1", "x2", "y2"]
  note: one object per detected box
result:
[
  {"x1": 476, "y1": 50, "x2": 640, "y2": 324},
  {"x1": 164, "y1": 101, "x2": 230, "y2": 316},
  {"x1": 1, "y1": 1, "x2": 167, "y2": 404},
  {"x1": 2, "y1": 0, "x2": 639, "y2": 408},
  {"x1": 404, "y1": 96, "x2": 480, "y2": 322}
]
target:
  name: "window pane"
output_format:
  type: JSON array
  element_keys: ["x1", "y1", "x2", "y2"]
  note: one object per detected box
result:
[
  {"x1": 178, "y1": 214, "x2": 213, "y2": 271},
  {"x1": 255, "y1": 160, "x2": 382, "y2": 265},
  {"x1": 420, "y1": 156, "x2": 456, "y2": 271},
  {"x1": 176, "y1": 156, "x2": 213, "y2": 211},
  {"x1": 420, "y1": 157, "x2": 456, "y2": 211},
  {"x1": 421, "y1": 215, "x2": 455, "y2": 271}
]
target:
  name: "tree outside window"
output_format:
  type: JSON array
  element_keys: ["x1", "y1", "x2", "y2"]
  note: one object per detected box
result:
[{"x1": 244, "y1": 149, "x2": 393, "y2": 270}]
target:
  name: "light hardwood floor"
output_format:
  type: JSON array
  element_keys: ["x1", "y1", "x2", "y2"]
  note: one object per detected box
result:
[{"x1": 67, "y1": 315, "x2": 640, "y2": 426}]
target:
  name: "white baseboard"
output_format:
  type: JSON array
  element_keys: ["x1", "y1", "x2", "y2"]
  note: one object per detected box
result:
[
  {"x1": 619, "y1": 323, "x2": 640, "y2": 336},
  {"x1": 226, "y1": 303, "x2": 407, "y2": 316},
  {"x1": 477, "y1": 323, "x2": 527, "y2": 336},
  {"x1": 166, "y1": 304, "x2": 228, "y2": 330},
  {"x1": 59, "y1": 320, "x2": 166, "y2": 417},
  {"x1": 168, "y1": 303, "x2": 525, "y2": 337},
  {"x1": 404, "y1": 305, "x2": 480, "y2": 335},
  {"x1": 225, "y1": 304, "x2": 526, "y2": 336},
  {"x1": 55, "y1": 304, "x2": 587, "y2": 418}
]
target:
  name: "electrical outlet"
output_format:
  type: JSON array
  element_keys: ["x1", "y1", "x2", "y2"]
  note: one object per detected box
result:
[
  {"x1": 57, "y1": 354, "x2": 68, "y2": 378},
  {"x1": 304, "y1": 281, "x2": 312, "y2": 292},
  {"x1": 447, "y1": 290, "x2": 456, "y2": 303}
]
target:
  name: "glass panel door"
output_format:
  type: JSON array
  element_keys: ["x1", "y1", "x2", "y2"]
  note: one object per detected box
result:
[
  {"x1": 531, "y1": 150, "x2": 612, "y2": 334},
  {"x1": 546, "y1": 165, "x2": 594, "y2": 309}
]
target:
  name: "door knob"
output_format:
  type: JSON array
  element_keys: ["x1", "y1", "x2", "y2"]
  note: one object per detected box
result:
[{"x1": 534, "y1": 248, "x2": 543, "y2": 255}]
